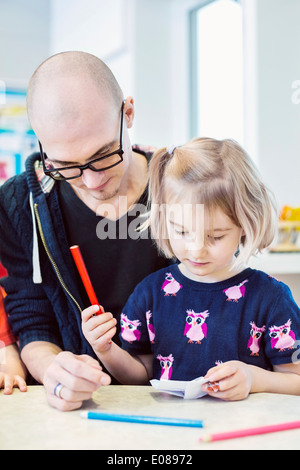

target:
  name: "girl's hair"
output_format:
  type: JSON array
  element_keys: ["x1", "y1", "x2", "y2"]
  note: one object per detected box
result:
[{"x1": 147, "y1": 137, "x2": 278, "y2": 268}]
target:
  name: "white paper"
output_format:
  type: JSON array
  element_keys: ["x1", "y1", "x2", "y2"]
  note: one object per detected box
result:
[{"x1": 150, "y1": 377, "x2": 209, "y2": 400}]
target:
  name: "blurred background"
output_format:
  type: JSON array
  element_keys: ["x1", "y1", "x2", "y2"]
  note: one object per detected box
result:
[{"x1": 0, "y1": 0, "x2": 299, "y2": 301}]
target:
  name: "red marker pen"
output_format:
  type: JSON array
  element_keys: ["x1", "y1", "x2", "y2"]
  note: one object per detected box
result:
[{"x1": 70, "y1": 245, "x2": 103, "y2": 314}]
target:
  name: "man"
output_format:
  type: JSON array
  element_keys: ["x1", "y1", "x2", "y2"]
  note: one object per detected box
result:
[{"x1": 0, "y1": 51, "x2": 169, "y2": 411}]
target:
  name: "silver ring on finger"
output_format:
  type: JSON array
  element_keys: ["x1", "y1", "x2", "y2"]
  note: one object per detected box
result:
[{"x1": 54, "y1": 382, "x2": 64, "y2": 399}]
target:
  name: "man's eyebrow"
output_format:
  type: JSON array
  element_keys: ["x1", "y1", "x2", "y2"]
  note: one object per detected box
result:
[{"x1": 47, "y1": 140, "x2": 117, "y2": 166}]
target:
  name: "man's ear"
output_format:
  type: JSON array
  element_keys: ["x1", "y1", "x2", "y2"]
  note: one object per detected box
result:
[{"x1": 124, "y1": 96, "x2": 135, "y2": 129}]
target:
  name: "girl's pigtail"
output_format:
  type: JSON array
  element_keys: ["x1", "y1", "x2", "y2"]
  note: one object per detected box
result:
[{"x1": 145, "y1": 147, "x2": 176, "y2": 257}]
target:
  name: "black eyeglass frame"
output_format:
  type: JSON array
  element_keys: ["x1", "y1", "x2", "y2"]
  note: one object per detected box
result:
[{"x1": 39, "y1": 100, "x2": 125, "y2": 181}]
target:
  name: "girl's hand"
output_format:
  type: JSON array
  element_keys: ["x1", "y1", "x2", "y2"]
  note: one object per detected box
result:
[
  {"x1": 81, "y1": 305, "x2": 117, "y2": 355},
  {"x1": 202, "y1": 360, "x2": 253, "y2": 401},
  {"x1": 0, "y1": 373, "x2": 27, "y2": 395}
]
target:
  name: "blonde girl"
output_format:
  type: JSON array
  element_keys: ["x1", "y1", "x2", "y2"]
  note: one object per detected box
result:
[{"x1": 81, "y1": 138, "x2": 300, "y2": 401}]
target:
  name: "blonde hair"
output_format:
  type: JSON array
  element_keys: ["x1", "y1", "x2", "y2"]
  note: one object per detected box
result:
[{"x1": 147, "y1": 137, "x2": 278, "y2": 268}]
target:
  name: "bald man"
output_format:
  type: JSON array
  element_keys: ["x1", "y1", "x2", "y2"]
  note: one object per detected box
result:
[{"x1": 0, "y1": 52, "x2": 169, "y2": 410}]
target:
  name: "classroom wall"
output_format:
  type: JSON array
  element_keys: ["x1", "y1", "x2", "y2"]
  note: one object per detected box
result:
[
  {"x1": 255, "y1": 0, "x2": 300, "y2": 208},
  {"x1": 0, "y1": 0, "x2": 50, "y2": 85}
]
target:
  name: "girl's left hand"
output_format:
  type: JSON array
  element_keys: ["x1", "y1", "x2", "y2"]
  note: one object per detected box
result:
[
  {"x1": 202, "y1": 361, "x2": 253, "y2": 401},
  {"x1": 0, "y1": 373, "x2": 27, "y2": 395}
]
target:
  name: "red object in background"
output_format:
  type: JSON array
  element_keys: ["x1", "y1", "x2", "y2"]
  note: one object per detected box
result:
[
  {"x1": 0, "y1": 263, "x2": 7, "y2": 277},
  {"x1": 0, "y1": 263, "x2": 16, "y2": 346}
]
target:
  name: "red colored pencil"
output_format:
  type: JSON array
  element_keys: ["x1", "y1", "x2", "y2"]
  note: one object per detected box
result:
[
  {"x1": 199, "y1": 420, "x2": 300, "y2": 443},
  {"x1": 70, "y1": 245, "x2": 100, "y2": 309}
]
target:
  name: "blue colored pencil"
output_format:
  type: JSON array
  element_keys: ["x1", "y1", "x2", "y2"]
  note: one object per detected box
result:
[{"x1": 80, "y1": 411, "x2": 203, "y2": 428}]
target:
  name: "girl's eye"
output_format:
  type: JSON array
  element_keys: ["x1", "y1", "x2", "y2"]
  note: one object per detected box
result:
[
  {"x1": 207, "y1": 235, "x2": 224, "y2": 241},
  {"x1": 174, "y1": 229, "x2": 188, "y2": 236}
]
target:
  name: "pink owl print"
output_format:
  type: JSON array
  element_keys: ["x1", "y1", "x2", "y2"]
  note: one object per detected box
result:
[
  {"x1": 157, "y1": 354, "x2": 174, "y2": 380},
  {"x1": 161, "y1": 273, "x2": 182, "y2": 296},
  {"x1": 215, "y1": 360, "x2": 223, "y2": 366},
  {"x1": 146, "y1": 310, "x2": 155, "y2": 343},
  {"x1": 120, "y1": 313, "x2": 141, "y2": 343},
  {"x1": 269, "y1": 319, "x2": 296, "y2": 352},
  {"x1": 184, "y1": 309, "x2": 209, "y2": 344},
  {"x1": 223, "y1": 280, "x2": 248, "y2": 302},
  {"x1": 248, "y1": 322, "x2": 266, "y2": 356}
]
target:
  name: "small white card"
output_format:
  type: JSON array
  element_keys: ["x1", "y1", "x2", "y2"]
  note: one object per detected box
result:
[{"x1": 150, "y1": 377, "x2": 209, "y2": 400}]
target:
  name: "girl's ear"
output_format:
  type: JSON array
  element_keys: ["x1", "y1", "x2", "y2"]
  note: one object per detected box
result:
[
  {"x1": 239, "y1": 228, "x2": 246, "y2": 248},
  {"x1": 124, "y1": 96, "x2": 135, "y2": 129}
]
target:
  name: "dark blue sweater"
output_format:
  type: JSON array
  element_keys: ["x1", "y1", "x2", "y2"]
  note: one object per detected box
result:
[
  {"x1": 120, "y1": 264, "x2": 300, "y2": 380},
  {"x1": 0, "y1": 154, "x2": 94, "y2": 355}
]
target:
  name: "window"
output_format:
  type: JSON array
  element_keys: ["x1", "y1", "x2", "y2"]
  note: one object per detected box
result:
[{"x1": 190, "y1": 0, "x2": 244, "y2": 144}]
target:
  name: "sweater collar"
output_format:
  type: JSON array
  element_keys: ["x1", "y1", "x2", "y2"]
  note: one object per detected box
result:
[
  {"x1": 25, "y1": 153, "x2": 55, "y2": 285},
  {"x1": 25, "y1": 152, "x2": 55, "y2": 197}
]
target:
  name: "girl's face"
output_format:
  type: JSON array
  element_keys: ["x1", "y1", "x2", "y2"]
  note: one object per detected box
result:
[{"x1": 166, "y1": 203, "x2": 245, "y2": 282}]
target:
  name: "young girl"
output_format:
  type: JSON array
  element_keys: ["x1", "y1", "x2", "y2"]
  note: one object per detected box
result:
[
  {"x1": 0, "y1": 287, "x2": 27, "y2": 394},
  {"x1": 81, "y1": 137, "x2": 300, "y2": 401}
]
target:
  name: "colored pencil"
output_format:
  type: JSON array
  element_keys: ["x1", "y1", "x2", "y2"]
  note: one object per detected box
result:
[
  {"x1": 70, "y1": 245, "x2": 100, "y2": 308},
  {"x1": 81, "y1": 411, "x2": 203, "y2": 428},
  {"x1": 199, "y1": 420, "x2": 300, "y2": 443}
]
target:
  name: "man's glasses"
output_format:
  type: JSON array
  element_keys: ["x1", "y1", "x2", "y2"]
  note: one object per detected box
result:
[{"x1": 39, "y1": 101, "x2": 125, "y2": 181}]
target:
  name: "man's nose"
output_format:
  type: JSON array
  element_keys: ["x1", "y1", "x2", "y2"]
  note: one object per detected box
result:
[{"x1": 81, "y1": 168, "x2": 106, "y2": 188}]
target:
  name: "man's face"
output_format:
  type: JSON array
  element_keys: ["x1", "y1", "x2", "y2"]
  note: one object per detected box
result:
[
  {"x1": 33, "y1": 81, "x2": 134, "y2": 204},
  {"x1": 44, "y1": 106, "x2": 131, "y2": 203}
]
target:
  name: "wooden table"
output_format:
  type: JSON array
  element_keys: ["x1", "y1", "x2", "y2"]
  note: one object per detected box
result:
[{"x1": 1, "y1": 385, "x2": 300, "y2": 451}]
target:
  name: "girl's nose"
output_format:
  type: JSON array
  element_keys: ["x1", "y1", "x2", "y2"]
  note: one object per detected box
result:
[
  {"x1": 185, "y1": 234, "x2": 206, "y2": 254},
  {"x1": 189, "y1": 245, "x2": 208, "y2": 259}
]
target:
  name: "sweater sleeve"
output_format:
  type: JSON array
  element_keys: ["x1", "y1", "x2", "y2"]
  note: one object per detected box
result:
[
  {"x1": 0, "y1": 179, "x2": 62, "y2": 351},
  {"x1": 119, "y1": 280, "x2": 153, "y2": 356},
  {"x1": 264, "y1": 282, "x2": 300, "y2": 366}
]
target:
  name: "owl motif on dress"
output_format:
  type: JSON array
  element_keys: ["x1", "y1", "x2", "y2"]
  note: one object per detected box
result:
[
  {"x1": 215, "y1": 360, "x2": 223, "y2": 366},
  {"x1": 184, "y1": 309, "x2": 209, "y2": 344},
  {"x1": 146, "y1": 310, "x2": 155, "y2": 343},
  {"x1": 161, "y1": 273, "x2": 182, "y2": 296},
  {"x1": 269, "y1": 319, "x2": 296, "y2": 352},
  {"x1": 223, "y1": 280, "x2": 248, "y2": 302},
  {"x1": 120, "y1": 313, "x2": 141, "y2": 343},
  {"x1": 157, "y1": 354, "x2": 174, "y2": 380},
  {"x1": 248, "y1": 322, "x2": 266, "y2": 356}
]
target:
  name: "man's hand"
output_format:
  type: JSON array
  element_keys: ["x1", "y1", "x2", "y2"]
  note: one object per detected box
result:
[{"x1": 43, "y1": 351, "x2": 111, "y2": 411}]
